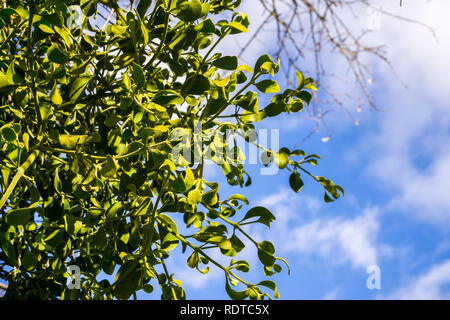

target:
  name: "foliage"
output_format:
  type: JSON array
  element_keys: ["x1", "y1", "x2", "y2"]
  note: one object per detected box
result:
[{"x1": 0, "y1": 0, "x2": 342, "y2": 300}]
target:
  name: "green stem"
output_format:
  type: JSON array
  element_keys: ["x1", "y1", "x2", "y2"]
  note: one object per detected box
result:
[
  {"x1": 26, "y1": 4, "x2": 42, "y2": 129},
  {"x1": 217, "y1": 212, "x2": 258, "y2": 246},
  {"x1": 145, "y1": 0, "x2": 172, "y2": 69},
  {"x1": 37, "y1": 140, "x2": 168, "y2": 161},
  {"x1": 186, "y1": 31, "x2": 230, "y2": 115},
  {"x1": 0, "y1": 20, "x2": 27, "y2": 53},
  {"x1": 156, "y1": 216, "x2": 252, "y2": 287},
  {"x1": 203, "y1": 74, "x2": 260, "y2": 126},
  {"x1": 159, "y1": 257, "x2": 178, "y2": 300},
  {"x1": 0, "y1": 149, "x2": 39, "y2": 212},
  {"x1": 142, "y1": 171, "x2": 170, "y2": 255}
]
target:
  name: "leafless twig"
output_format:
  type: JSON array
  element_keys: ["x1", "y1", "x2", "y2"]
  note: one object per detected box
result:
[{"x1": 237, "y1": 0, "x2": 436, "y2": 144}]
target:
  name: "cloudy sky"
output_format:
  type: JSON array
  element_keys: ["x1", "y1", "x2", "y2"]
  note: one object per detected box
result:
[{"x1": 144, "y1": 0, "x2": 450, "y2": 300}]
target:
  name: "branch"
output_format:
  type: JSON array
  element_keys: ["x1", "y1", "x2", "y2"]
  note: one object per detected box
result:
[{"x1": 0, "y1": 149, "x2": 40, "y2": 212}]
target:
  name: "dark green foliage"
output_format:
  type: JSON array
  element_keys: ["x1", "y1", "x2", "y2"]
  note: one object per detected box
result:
[{"x1": 0, "y1": 0, "x2": 342, "y2": 300}]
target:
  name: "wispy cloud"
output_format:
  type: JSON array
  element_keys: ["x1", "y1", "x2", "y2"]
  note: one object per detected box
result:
[
  {"x1": 255, "y1": 188, "x2": 384, "y2": 269},
  {"x1": 339, "y1": 1, "x2": 450, "y2": 225},
  {"x1": 322, "y1": 287, "x2": 341, "y2": 300},
  {"x1": 388, "y1": 260, "x2": 450, "y2": 299},
  {"x1": 282, "y1": 207, "x2": 380, "y2": 268}
]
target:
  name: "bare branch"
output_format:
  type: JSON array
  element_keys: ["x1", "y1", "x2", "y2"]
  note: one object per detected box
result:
[{"x1": 237, "y1": 0, "x2": 435, "y2": 144}]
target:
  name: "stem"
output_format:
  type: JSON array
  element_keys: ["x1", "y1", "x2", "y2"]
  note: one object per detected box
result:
[
  {"x1": 0, "y1": 20, "x2": 27, "y2": 52},
  {"x1": 185, "y1": 31, "x2": 230, "y2": 115},
  {"x1": 156, "y1": 216, "x2": 252, "y2": 287},
  {"x1": 26, "y1": 4, "x2": 42, "y2": 129},
  {"x1": 142, "y1": 171, "x2": 169, "y2": 255},
  {"x1": 145, "y1": 0, "x2": 172, "y2": 69},
  {"x1": 217, "y1": 212, "x2": 258, "y2": 246},
  {"x1": 235, "y1": 130, "x2": 272, "y2": 154},
  {"x1": 203, "y1": 74, "x2": 260, "y2": 126},
  {"x1": 160, "y1": 257, "x2": 178, "y2": 300},
  {"x1": 0, "y1": 149, "x2": 39, "y2": 212},
  {"x1": 37, "y1": 140, "x2": 168, "y2": 161}
]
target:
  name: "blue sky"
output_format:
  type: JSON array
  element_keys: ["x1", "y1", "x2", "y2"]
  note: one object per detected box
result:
[{"x1": 151, "y1": 0, "x2": 450, "y2": 300}]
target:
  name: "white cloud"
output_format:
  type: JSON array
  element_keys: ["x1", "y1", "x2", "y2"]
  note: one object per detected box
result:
[
  {"x1": 255, "y1": 188, "x2": 383, "y2": 269},
  {"x1": 171, "y1": 263, "x2": 223, "y2": 290},
  {"x1": 322, "y1": 287, "x2": 341, "y2": 300},
  {"x1": 282, "y1": 207, "x2": 380, "y2": 268},
  {"x1": 338, "y1": 0, "x2": 450, "y2": 225},
  {"x1": 389, "y1": 260, "x2": 450, "y2": 299}
]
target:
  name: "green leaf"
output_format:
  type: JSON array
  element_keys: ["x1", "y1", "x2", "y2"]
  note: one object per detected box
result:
[
  {"x1": 5, "y1": 208, "x2": 33, "y2": 225},
  {"x1": 263, "y1": 102, "x2": 285, "y2": 117},
  {"x1": 22, "y1": 250, "x2": 37, "y2": 271},
  {"x1": 257, "y1": 280, "x2": 280, "y2": 299},
  {"x1": 241, "y1": 206, "x2": 275, "y2": 228},
  {"x1": 324, "y1": 192, "x2": 335, "y2": 203},
  {"x1": 114, "y1": 260, "x2": 141, "y2": 300},
  {"x1": 177, "y1": 0, "x2": 203, "y2": 22},
  {"x1": 50, "y1": 82, "x2": 63, "y2": 105},
  {"x1": 159, "y1": 214, "x2": 178, "y2": 233},
  {"x1": 235, "y1": 91, "x2": 258, "y2": 113},
  {"x1": 254, "y1": 54, "x2": 274, "y2": 74},
  {"x1": 39, "y1": 24, "x2": 54, "y2": 34},
  {"x1": 54, "y1": 26, "x2": 72, "y2": 46},
  {"x1": 69, "y1": 76, "x2": 91, "y2": 103},
  {"x1": 59, "y1": 134, "x2": 88, "y2": 149},
  {"x1": 1, "y1": 125, "x2": 17, "y2": 141},
  {"x1": 0, "y1": 237, "x2": 16, "y2": 262},
  {"x1": 225, "y1": 21, "x2": 248, "y2": 33},
  {"x1": 274, "y1": 150, "x2": 289, "y2": 169},
  {"x1": 304, "y1": 81, "x2": 319, "y2": 91},
  {"x1": 212, "y1": 56, "x2": 238, "y2": 70},
  {"x1": 226, "y1": 194, "x2": 249, "y2": 205},
  {"x1": 219, "y1": 239, "x2": 232, "y2": 250},
  {"x1": 0, "y1": 71, "x2": 14, "y2": 90},
  {"x1": 80, "y1": 0, "x2": 97, "y2": 16},
  {"x1": 136, "y1": 0, "x2": 153, "y2": 17},
  {"x1": 233, "y1": 260, "x2": 250, "y2": 272},
  {"x1": 255, "y1": 79, "x2": 280, "y2": 93},
  {"x1": 132, "y1": 63, "x2": 145, "y2": 89},
  {"x1": 187, "y1": 251, "x2": 199, "y2": 268},
  {"x1": 290, "y1": 149, "x2": 306, "y2": 156},
  {"x1": 195, "y1": 19, "x2": 215, "y2": 33},
  {"x1": 296, "y1": 70, "x2": 305, "y2": 89},
  {"x1": 297, "y1": 90, "x2": 313, "y2": 104},
  {"x1": 236, "y1": 65, "x2": 253, "y2": 73},
  {"x1": 100, "y1": 155, "x2": 118, "y2": 178},
  {"x1": 188, "y1": 188, "x2": 202, "y2": 205},
  {"x1": 257, "y1": 241, "x2": 276, "y2": 267},
  {"x1": 162, "y1": 232, "x2": 179, "y2": 251},
  {"x1": 193, "y1": 225, "x2": 227, "y2": 242},
  {"x1": 44, "y1": 229, "x2": 64, "y2": 248},
  {"x1": 160, "y1": 159, "x2": 176, "y2": 171},
  {"x1": 182, "y1": 74, "x2": 210, "y2": 95},
  {"x1": 225, "y1": 281, "x2": 249, "y2": 300},
  {"x1": 121, "y1": 141, "x2": 144, "y2": 155},
  {"x1": 184, "y1": 167, "x2": 195, "y2": 190},
  {"x1": 202, "y1": 189, "x2": 218, "y2": 206},
  {"x1": 47, "y1": 44, "x2": 68, "y2": 64},
  {"x1": 289, "y1": 172, "x2": 304, "y2": 193},
  {"x1": 143, "y1": 284, "x2": 154, "y2": 293},
  {"x1": 153, "y1": 90, "x2": 184, "y2": 106}
]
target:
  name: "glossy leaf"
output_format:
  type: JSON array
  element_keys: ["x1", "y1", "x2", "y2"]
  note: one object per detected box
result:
[
  {"x1": 255, "y1": 79, "x2": 280, "y2": 93},
  {"x1": 241, "y1": 206, "x2": 275, "y2": 228},
  {"x1": 289, "y1": 172, "x2": 304, "y2": 193},
  {"x1": 212, "y1": 56, "x2": 238, "y2": 70}
]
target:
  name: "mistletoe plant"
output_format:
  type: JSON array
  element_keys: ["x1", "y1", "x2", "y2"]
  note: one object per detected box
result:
[{"x1": 0, "y1": 0, "x2": 343, "y2": 300}]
